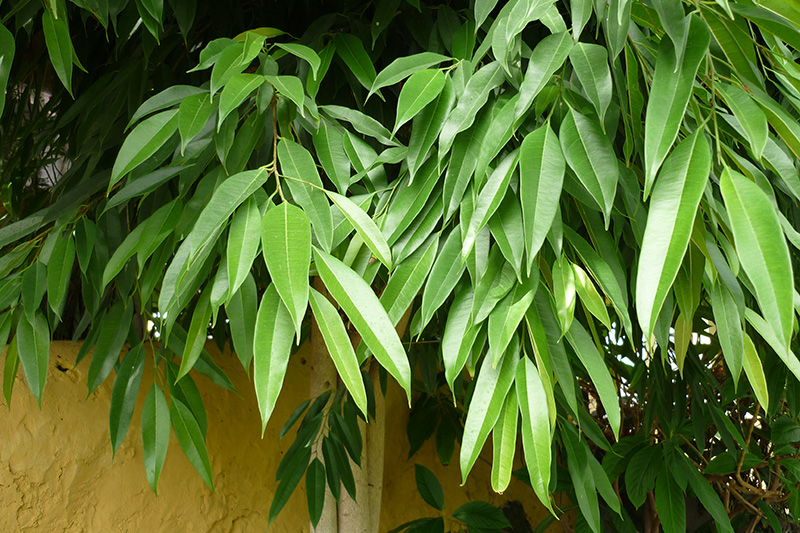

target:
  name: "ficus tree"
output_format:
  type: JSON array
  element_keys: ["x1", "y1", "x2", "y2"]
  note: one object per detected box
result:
[{"x1": 3, "y1": 0, "x2": 800, "y2": 531}]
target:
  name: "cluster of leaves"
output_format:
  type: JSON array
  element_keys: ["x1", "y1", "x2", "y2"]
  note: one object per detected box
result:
[{"x1": 4, "y1": 0, "x2": 800, "y2": 530}]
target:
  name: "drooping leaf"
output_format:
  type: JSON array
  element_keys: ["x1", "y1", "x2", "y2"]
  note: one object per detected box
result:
[
  {"x1": 491, "y1": 385, "x2": 518, "y2": 493},
  {"x1": 569, "y1": 43, "x2": 613, "y2": 125},
  {"x1": 314, "y1": 248, "x2": 411, "y2": 399},
  {"x1": 170, "y1": 398, "x2": 214, "y2": 489},
  {"x1": 414, "y1": 464, "x2": 445, "y2": 511},
  {"x1": 226, "y1": 196, "x2": 262, "y2": 298},
  {"x1": 516, "y1": 357, "x2": 553, "y2": 512},
  {"x1": 308, "y1": 287, "x2": 367, "y2": 416},
  {"x1": 643, "y1": 16, "x2": 710, "y2": 195},
  {"x1": 253, "y1": 284, "x2": 295, "y2": 434},
  {"x1": 327, "y1": 191, "x2": 392, "y2": 270},
  {"x1": 395, "y1": 69, "x2": 447, "y2": 133},
  {"x1": 16, "y1": 311, "x2": 50, "y2": 406},
  {"x1": 261, "y1": 202, "x2": 311, "y2": 339},
  {"x1": 141, "y1": 383, "x2": 170, "y2": 493},
  {"x1": 721, "y1": 168, "x2": 794, "y2": 349},
  {"x1": 110, "y1": 109, "x2": 179, "y2": 189},
  {"x1": 635, "y1": 131, "x2": 710, "y2": 337},
  {"x1": 369, "y1": 52, "x2": 449, "y2": 99},
  {"x1": 109, "y1": 344, "x2": 145, "y2": 456}
]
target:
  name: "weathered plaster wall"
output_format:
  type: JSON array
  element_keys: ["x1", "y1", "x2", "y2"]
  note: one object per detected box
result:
[{"x1": 1, "y1": 341, "x2": 557, "y2": 531}]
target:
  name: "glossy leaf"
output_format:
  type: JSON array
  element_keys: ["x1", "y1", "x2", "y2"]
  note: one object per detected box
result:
[
  {"x1": 308, "y1": 287, "x2": 367, "y2": 416},
  {"x1": 110, "y1": 109, "x2": 179, "y2": 189},
  {"x1": 170, "y1": 398, "x2": 214, "y2": 489},
  {"x1": 369, "y1": 52, "x2": 449, "y2": 99},
  {"x1": 643, "y1": 17, "x2": 710, "y2": 195},
  {"x1": 491, "y1": 385, "x2": 518, "y2": 493},
  {"x1": 253, "y1": 284, "x2": 295, "y2": 434},
  {"x1": 395, "y1": 69, "x2": 446, "y2": 133},
  {"x1": 569, "y1": 43, "x2": 612, "y2": 124},
  {"x1": 327, "y1": 191, "x2": 392, "y2": 270},
  {"x1": 109, "y1": 344, "x2": 145, "y2": 455},
  {"x1": 261, "y1": 202, "x2": 311, "y2": 338},
  {"x1": 141, "y1": 384, "x2": 170, "y2": 493},
  {"x1": 314, "y1": 248, "x2": 411, "y2": 399},
  {"x1": 16, "y1": 311, "x2": 50, "y2": 406},
  {"x1": 635, "y1": 131, "x2": 710, "y2": 337},
  {"x1": 226, "y1": 196, "x2": 261, "y2": 298}
]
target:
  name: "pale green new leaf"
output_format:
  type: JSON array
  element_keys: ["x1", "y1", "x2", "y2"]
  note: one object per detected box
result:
[
  {"x1": 743, "y1": 333, "x2": 769, "y2": 409},
  {"x1": 261, "y1": 202, "x2": 311, "y2": 340},
  {"x1": 573, "y1": 264, "x2": 612, "y2": 330},
  {"x1": 308, "y1": 287, "x2": 367, "y2": 417},
  {"x1": 314, "y1": 248, "x2": 411, "y2": 399},
  {"x1": 635, "y1": 131, "x2": 710, "y2": 337}
]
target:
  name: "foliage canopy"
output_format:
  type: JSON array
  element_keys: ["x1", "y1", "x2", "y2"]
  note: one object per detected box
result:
[{"x1": 4, "y1": 0, "x2": 800, "y2": 530}]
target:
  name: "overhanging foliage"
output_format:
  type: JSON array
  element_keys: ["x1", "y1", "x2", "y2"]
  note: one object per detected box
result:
[{"x1": 3, "y1": 0, "x2": 800, "y2": 530}]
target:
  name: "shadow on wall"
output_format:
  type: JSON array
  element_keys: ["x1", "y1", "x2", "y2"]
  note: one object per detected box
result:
[{"x1": 0, "y1": 341, "x2": 556, "y2": 532}]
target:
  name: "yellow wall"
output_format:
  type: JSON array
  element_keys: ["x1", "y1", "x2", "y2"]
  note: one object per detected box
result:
[{"x1": 0, "y1": 341, "x2": 558, "y2": 531}]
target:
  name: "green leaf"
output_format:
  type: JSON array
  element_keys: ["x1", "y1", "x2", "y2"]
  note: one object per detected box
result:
[
  {"x1": 109, "y1": 344, "x2": 145, "y2": 456},
  {"x1": 560, "y1": 109, "x2": 618, "y2": 226},
  {"x1": 491, "y1": 385, "x2": 518, "y2": 493},
  {"x1": 176, "y1": 290, "x2": 211, "y2": 381},
  {"x1": 625, "y1": 445, "x2": 662, "y2": 508},
  {"x1": 652, "y1": 0, "x2": 690, "y2": 64},
  {"x1": 276, "y1": 43, "x2": 321, "y2": 79},
  {"x1": 218, "y1": 73, "x2": 263, "y2": 128},
  {"x1": 717, "y1": 84, "x2": 767, "y2": 160},
  {"x1": 476, "y1": 0, "x2": 500, "y2": 29},
  {"x1": 369, "y1": 52, "x2": 449, "y2": 99},
  {"x1": 264, "y1": 75, "x2": 306, "y2": 114},
  {"x1": 439, "y1": 62, "x2": 505, "y2": 155},
  {"x1": 565, "y1": 322, "x2": 621, "y2": 439},
  {"x1": 327, "y1": 191, "x2": 392, "y2": 270},
  {"x1": 573, "y1": 264, "x2": 612, "y2": 330},
  {"x1": 278, "y1": 139, "x2": 334, "y2": 251},
  {"x1": 520, "y1": 125, "x2": 565, "y2": 272},
  {"x1": 710, "y1": 280, "x2": 744, "y2": 384},
  {"x1": 141, "y1": 384, "x2": 170, "y2": 493},
  {"x1": 253, "y1": 284, "x2": 295, "y2": 434},
  {"x1": 489, "y1": 282, "x2": 537, "y2": 367},
  {"x1": 552, "y1": 259, "x2": 576, "y2": 334},
  {"x1": 442, "y1": 286, "x2": 477, "y2": 391},
  {"x1": 380, "y1": 235, "x2": 438, "y2": 325},
  {"x1": 42, "y1": 10, "x2": 74, "y2": 94},
  {"x1": 335, "y1": 33, "x2": 377, "y2": 90},
  {"x1": 313, "y1": 120, "x2": 350, "y2": 194},
  {"x1": 721, "y1": 168, "x2": 794, "y2": 349},
  {"x1": 635, "y1": 131, "x2": 710, "y2": 337},
  {"x1": 489, "y1": 192, "x2": 526, "y2": 280},
  {"x1": 188, "y1": 167, "x2": 269, "y2": 258},
  {"x1": 414, "y1": 464, "x2": 445, "y2": 511},
  {"x1": 0, "y1": 23, "x2": 15, "y2": 117},
  {"x1": 569, "y1": 43, "x2": 613, "y2": 125},
  {"x1": 515, "y1": 32, "x2": 573, "y2": 121},
  {"x1": 308, "y1": 287, "x2": 367, "y2": 416},
  {"x1": 655, "y1": 468, "x2": 686, "y2": 533},
  {"x1": 170, "y1": 398, "x2": 214, "y2": 489},
  {"x1": 395, "y1": 69, "x2": 446, "y2": 134},
  {"x1": 407, "y1": 78, "x2": 455, "y2": 180},
  {"x1": 226, "y1": 196, "x2": 261, "y2": 298},
  {"x1": 743, "y1": 332, "x2": 769, "y2": 409},
  {"x1": 269, "y1": 446, "x2": 312, "y2": 525},
  {"x1": 463, "y1": 150, "x2": 519, "y2": 257},
  {"x1": 261, "y1": 202, "x2": 311, "y2": 339},
  {"x1": 314, "y1": 248, "x2": 411, "y2": 398},
  {"x1": 322, "y1": 105, "x2": 399, "y2": 147},
  {"x1": 516, "y1": 357, "x2": 553, "y2": 512},
  {"x1": 128, "y1": 85, "x2": 206, "y2": 128},
  {"x1": 680, "y1": 454, "x2": 734, "y2": 533},
  {"x1": 16, "y1": 311, "x2": 50, "y2": 406},
  {"x1": 460, "y1": 345, "x2": 519, "y2": 483},
  {"x1": 3, "y1": 336, "x2": 19, "y2": 407},
  {"x1": 178, "y1": 92, "x2": 215, "y2": 153},
  {"x1": 643, "y1": 16, "x2": 710, "y2": 195},
  {"x1": 419, "y1": 227, "x2": 466, "y2": 331},
  {"x1": 110, "y1": 109, "x2": 179, "y2": 189},
  {"x1": 106, "y1": 165, "x2": 188, "y2": 210},
  {"x1": 226, "y1": 273, "x2": 257, "y2": 369},
  {"x1": 209, "y1": 42, "x2": 247, "y2": 96},
  {"x1": 305, "y1": 458, "x2": 326, "y2": 528},
  {"x1": 87, "y1": 301, "x2": 133, "y2": 394},
  {"x1": 46, "y1": 234, "x2": 74, "y2": 318},
  {"x1": 472, "y1": 248, "x2": 517, "y2": 323},
  {"x1": 22, "y1": 261, "x2": 47, "y2": 321},
  {"x1": 452, "y1": 501, "x2": 511, "y2": 529}
]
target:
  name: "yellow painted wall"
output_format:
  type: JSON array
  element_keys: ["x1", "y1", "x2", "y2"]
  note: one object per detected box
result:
[{"x1": 1, "y1": 341, "x2": 559, "y2": 531}]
